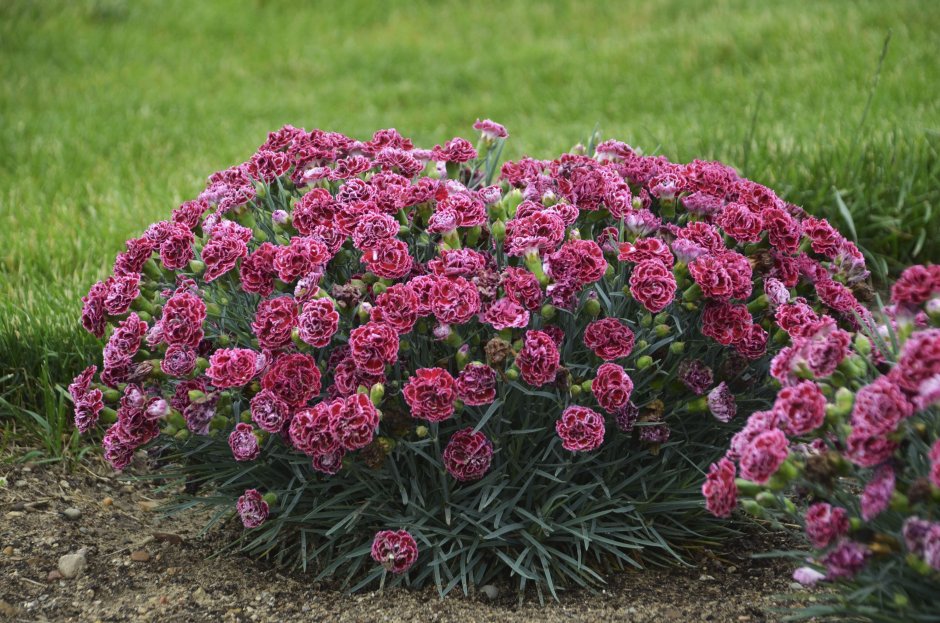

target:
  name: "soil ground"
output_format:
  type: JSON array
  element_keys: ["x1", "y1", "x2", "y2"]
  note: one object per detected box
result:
[{"x1": 0, "y1": 456, "x2": 812, "y2": 623}]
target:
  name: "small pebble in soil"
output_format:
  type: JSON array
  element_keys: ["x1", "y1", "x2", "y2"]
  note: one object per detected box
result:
[
  {"x1": 480, "y1": 585, "x2": 499, "y2": 600},
  {"x1": 130, "y1": 550, "x2": 151, "y2": 563},
  {"x1": 47, "y1": 569, "x2": 63, "y2": 582},
  {"x1": 58, "y1": 549, "x2": 88, "y2": 579},
  {"x1": 2, "y1": 546, "x2": 13, "y2": 556},
  {"x1": 63, "y1": 507, "x2": 82, "y2": 521},
  {"x1": 102, "y1": 497, "x2": 113, "y2": 507}
]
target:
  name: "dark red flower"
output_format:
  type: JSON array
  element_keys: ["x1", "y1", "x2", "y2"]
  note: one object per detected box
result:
[
  {"x1": 443, "y1": 428, "x2": 493, "y2": 481},
  {"x1": 262, "y1": 353, "x2": 322, "y2": 407},
  {"x1": 403, "y1": 367, "x2": 457, "y2": 422},
  {"x1": 515, "y1": 330, "x2": 560, "y2": 387},
  {"x1": 455, "y1": 363, "x2": 498, "y2": 406}
]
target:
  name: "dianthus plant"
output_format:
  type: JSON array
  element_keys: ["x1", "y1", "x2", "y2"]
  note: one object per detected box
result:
[
  {"x1": 703, "y1": 265, "x2": 940, "y2": 621},
  {"x1": 71, "y1": 120, "x2": 872, "y2": 598}
]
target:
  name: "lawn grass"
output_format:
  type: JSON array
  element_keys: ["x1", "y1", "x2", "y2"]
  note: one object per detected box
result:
[{"x1": 1, "y1": 0, "x2": 939, "y2": 445}]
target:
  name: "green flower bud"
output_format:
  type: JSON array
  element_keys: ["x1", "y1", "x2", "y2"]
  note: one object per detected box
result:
[
  {"x1": 570, "y1": 384, "x2": 582, "y2": 397},
  {"x1": 187, "y1": 389, "x2": 207, "y2": 403},
  {"x1": 188, "y1": 259, "x2": 205, "y2": 275},
  {"x1": 506, "y1": 368, "x2": 520, "y2": 381},
  {"x1": 639, "y1": 313, "x2": 653, "y2": 328},
  {"x1": 174, "y1": 429, "x2": 190, "y2": 441},
  {"x1": 168, "y1": 411, "x2": 186, "y2": 429},
  {"x1": 415, "y1": 425, "x2": 429, "y2": 438},
  {"x1": 100, "y1": 407, "x2": 118, "y2": 425},
  {"x1": 889, "y1": 491, "x2": 910, "y2": 513},
  {"x1": 735, "y1": 478, "x2": 762, "y2": 497},
  {"x1": 756, "y1": 491, "x2": 778, "y2": 508},
  {"x1": 906, "y1": 553, "x2": 932, "y2": 575},
  {"x1": 668, "y1": 341, "x2": 685, "y2": 355},
  {"x1": 636, "y1": 355, "x2": 653, "y2": 370},
  {"x1": 491, "y1": 219, "x2": 506, "y2": 242},
  {"x1": 654, "y1": 324, "x2": 671, "y2": 337},
  {"x1": 584, "y1": 298, "x2": 601, "y2": 317},
  {"x1": 635, "y1": 339, "x2": 648, "y2": 352},
  {"x1": 103, "y1": 388, "x2": 121, "y2": 402},
  {"x1": 370, "y1": 383, "x2": 385, "y2": 406},
  {"x1": 581, "y1": 380, "x2": 593, "y2": 394},
  {"x1": 741, "y1": 499, "x2": 764, "y2": 517},
  {"x1": 541, "y1": 304, "x2": 556, "y2": 320},
  {"x1": 682, "y1": 283, "x2": 703, "y2": 303},
  {"x1": 854, "y1": 333, "x2": 872, "y2": 357}
]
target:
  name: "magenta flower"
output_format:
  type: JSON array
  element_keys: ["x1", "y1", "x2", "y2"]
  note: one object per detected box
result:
[
  {"x1": 236, "y1": 489, "x2": 269, "y2": 529},
  {"x1": 371, "y1": 530, "x2": 418, "y2": 574}
]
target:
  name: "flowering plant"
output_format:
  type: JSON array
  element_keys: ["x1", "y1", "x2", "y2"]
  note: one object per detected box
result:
[
  {"x1": 70, "y1": 119, "x2": 873, "y2": 596},
  {"x1": 703, "y1": 265, "x2": 940, "y2": 620}
]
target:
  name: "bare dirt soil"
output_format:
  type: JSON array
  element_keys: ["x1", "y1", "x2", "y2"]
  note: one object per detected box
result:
[{"x1": 0, "y1": 457, "x2": 812, "y2": 623}]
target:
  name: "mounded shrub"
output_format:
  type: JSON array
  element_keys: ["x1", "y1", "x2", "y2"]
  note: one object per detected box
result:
[{"x1": 70, "y1": 121, "x2": 874, "y2": 596}]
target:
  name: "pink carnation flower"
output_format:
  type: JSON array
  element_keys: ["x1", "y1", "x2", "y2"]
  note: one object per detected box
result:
[
  {"x1": 236, "y1": 489, "x2": 269, "y2": 529},
  {"x1": 739, "y1": 429, "x2": 789, "y2": 484},
  {"x1": 804, "y1": 502, "x2": 849, "y2": 548},
  {"x1": 443, "y1": 428, "x2": 494, "y2": 481},
  {"x1": 371, "y1": 529, "x2": 418, "y2": 574},
  {"x1": 555, "y1": 405, "x2": 605, "y2": 452},
  {"x1": 702, "y1": 458, "x2": 737, "y2": 518}
]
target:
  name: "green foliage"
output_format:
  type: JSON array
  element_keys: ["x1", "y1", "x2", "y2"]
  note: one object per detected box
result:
[{"x1": 158, "y1": 393, "x2": 745, "y2": 599}]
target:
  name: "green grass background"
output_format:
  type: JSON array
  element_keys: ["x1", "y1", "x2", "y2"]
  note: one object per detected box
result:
[{"x1": 1, "y1": 0, "x2": 938, "y2": 450}]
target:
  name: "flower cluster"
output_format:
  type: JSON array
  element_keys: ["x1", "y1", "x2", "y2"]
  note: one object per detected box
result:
[
  {"x1": 71, "y1": 121, "x2": 875, "y2": 589},
  {"x1": 704, "y1": 271, "x2": 940, "y2": 617}
]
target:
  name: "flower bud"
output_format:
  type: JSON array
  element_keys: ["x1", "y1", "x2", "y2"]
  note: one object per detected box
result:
[
  {"x1": 541, "y1": 304, "x2": 556, "y2": 320},
  {"x1": 635, "y1": 339, "x2": 648, "y2": 352},
  {"x1": 668, "y1": 341, "x2": 685, "y2": 355},
  {"x1": 188, "y1": 259, "x2": 205, "y2": 275},
  {"x1": 741, "y1": 499, "x2": 764, "y2": 517},
  {"x1": 490, "y1": 219, "x2": 506, "y2": 242},
  {"x1": 506, "y1": 367, "x2": 520, "y2": 381},
  {"x1": 854, "y1": 333, "x2": 872, "y2": 357},
  {"x1": 168, "y1": 411, "x2": 186, "y2": 429},
  {"x1": 920, "y1": 296, "x2": 940, "y2": 324},
  {"x1": 682, "y1": 283, "x2": 703, "y2": 303},
  {"x1": 654, "y1": 324, "x2": 670, "y2": 338},
  {"x1": 756, "y1": 491, "x2": 778, "y2": 508},
  {"x1": 174, "y1": 429, "x2": 190, "y2": 441},
  {"x1": 639, "y1": 313, "x2": 652, "y2": 328},
  {"x1": 906, "y1": 553, "x2": 932, "y2": 575},
  {"x1": 415, "y1": 425, "x2": 429, "y2": 438},
  {"x1": 570, "y1": 384, "x2": 582, "y2": 397},
  {"x1": 188, "y1": 389, "x2": 207, "y2": 403},
  {"x1": 735, "y1": 478, "x2": 762, "y2": 497},
  {"x1": 636, "y1": 355, "x2": 653, "y2": 370},
  {"x1": 100, "y1": 407, "x2": 118, "y2": 425},
  {"x1": 889, "y1": 491, "x2": 910, "y2": 513},
  {"x1": 370, "y1": 383, "x2": 385, "y2": 406},
  {"x1": 584, "y1": 298, "x2": 601, "y2": 317},
  {"x1": 465, "y1": 226, "x2": 482, "y2": 247},
  {"x1": 455, "y1": 346, "x2": 470, "y2": 371},
  {"x1": 103, "y1": 388, "x2": 121, "y2": 402}
]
